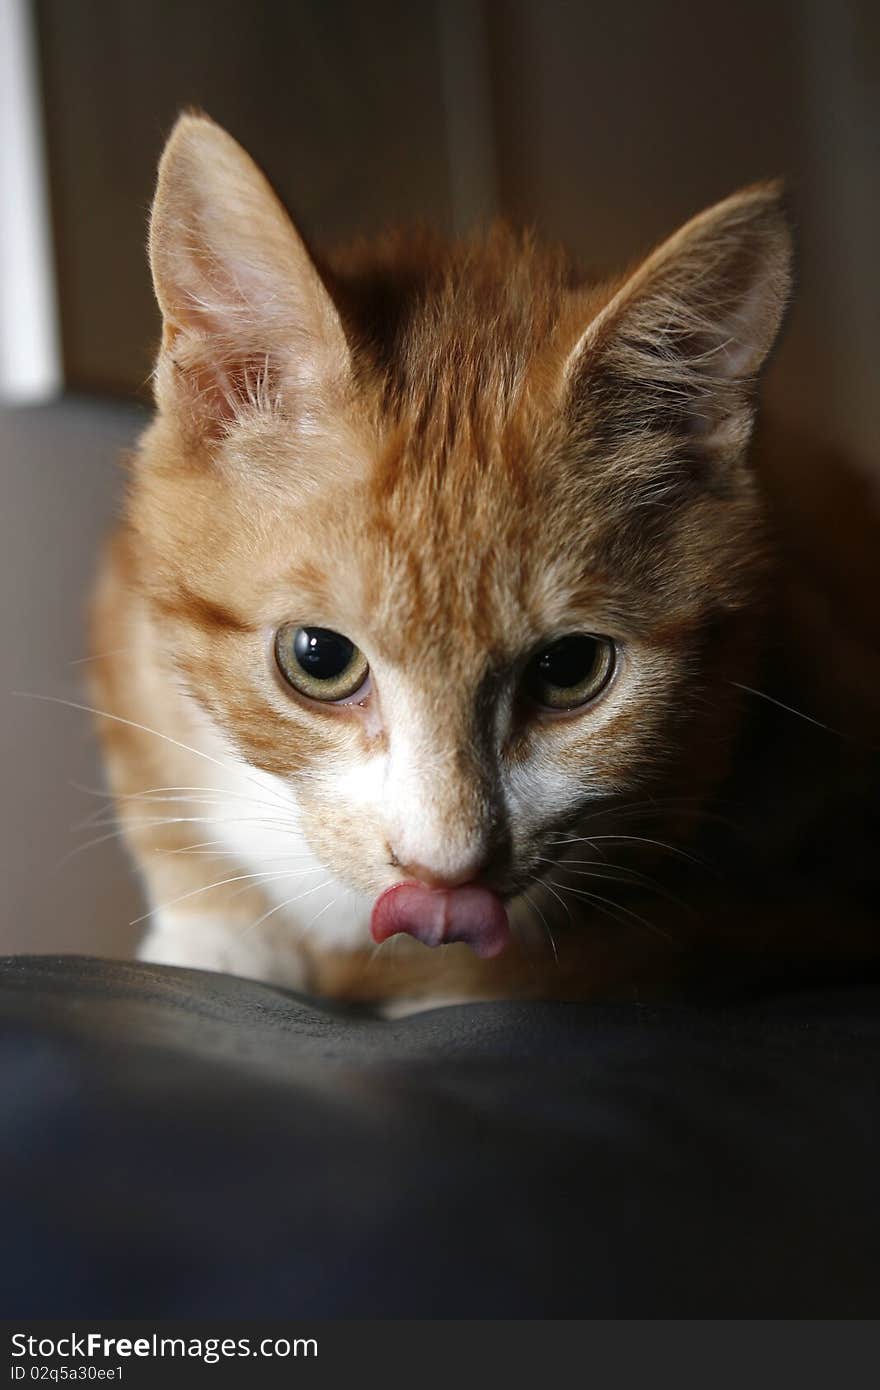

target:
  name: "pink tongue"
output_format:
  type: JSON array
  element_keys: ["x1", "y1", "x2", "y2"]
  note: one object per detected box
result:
[{"x1": 371, "y1": 882, "x2": 510, "y2": 959}]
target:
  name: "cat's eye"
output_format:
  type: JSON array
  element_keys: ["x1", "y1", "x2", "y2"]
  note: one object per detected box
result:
[
  {"x1": 523, "y1": 633, "x2": 616, "y2": 711},
  {"x1": 274, "y1": 624, "x2": 369, "y2": 703}
]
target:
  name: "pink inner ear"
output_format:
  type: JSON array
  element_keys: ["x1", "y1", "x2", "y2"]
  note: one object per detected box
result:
[
  {"x1": 171, "y1": 337, "x2": 278, "y2": 437},
  {"x1": 371, "y1": 883, "x2": 511, "y2": 959}
]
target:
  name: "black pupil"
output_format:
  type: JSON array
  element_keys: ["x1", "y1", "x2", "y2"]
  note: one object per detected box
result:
[
  {"x1": 537, "y1": 635, "x2": 597, "y2": 688},
  {"x1": 293, "y1": 627, "x2": 354, "y2": 681}
]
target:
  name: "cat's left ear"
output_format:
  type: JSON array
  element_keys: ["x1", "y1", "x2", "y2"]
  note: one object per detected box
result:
[
  {"x1": 149, "y1": 113, "x2": 351, "y2": 440},
  {"x1": 562, "y1": 182, "x2": 793, "y2": 466}
]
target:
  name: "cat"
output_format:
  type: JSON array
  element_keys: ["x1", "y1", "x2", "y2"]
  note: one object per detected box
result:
[{"x1": 90, "y1": 112, "x2": 880, "y2": 1006}]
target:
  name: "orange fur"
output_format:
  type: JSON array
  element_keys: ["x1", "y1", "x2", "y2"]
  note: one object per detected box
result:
[{"x1": 90, "y1": 115, "x2": 879, "y2": 1004}]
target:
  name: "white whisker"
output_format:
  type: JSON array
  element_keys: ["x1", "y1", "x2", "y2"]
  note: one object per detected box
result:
[
  {"x1": 67, "y1": 647, "x2": 135, "y2": 667},
  {"x1": 549, "y1": 878, "x2": 675, "y2": 945},
  {"x1": 731, "y1": 680, "x2": 844, "y2": 737},
  {"x1": 244, "y1": 879, "x2": 335, "y2": 935},
  {"x1": 524, "y1": 881, "x2": 560, "y2": 963},
  {"x1": 13, "y1": 691, "x2": 292, "y2": 808},
  {"x1": 539, "y1": 856, "x2": 697, "y2": 914},
  {"x1": 57, "y1": 814, "x2": 300, "y2": 867},
  {"x1": 553, "y1": 832, "x2": 706, "y2": 868},
  {"x1": 130, "y1": 865, "x2": 327, "y2": 926},
  {"x1": 74, "y1": 784, "x2": 294, "y2": 830}
]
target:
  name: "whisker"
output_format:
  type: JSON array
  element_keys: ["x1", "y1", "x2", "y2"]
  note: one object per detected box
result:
[
  {"x1": 74, "y1": 805, "x2": 299, "y2": 833},
  {"x1": 551, "y1": 832, "x2": 707, "y2": 869},
  {"x1": 130, "y1": 865, "x2": 328, "y2": 926},
  {"x1": 67, "y1": 647, "x2": 135, "y2": 666},
  {"x1": 68, "y1": 779, "x2": 116, "y2": 801},
  {"x1": 226, "y1": 865, "x2": 330, "y2": 902},
  {"x1": 730, "y1": 680, "x2": 845, "y2": 737},
  {"x1": 548, "y1": 793, "x2": 744, "y2": 837},
  {"x1": 57, "y1": 814, "x2": 301, "y2": 867},
  {"x1": 75, "y1": 780, "x2": 289, "y2": 808},
  {"x1": 539, "y1": 855, "x2": 698, "y2": 914},
  {"x1": 554, "y1": 864, "x2": 694, "y2": 916},
  {"x1": 524, "y1": 881, "x2": 560, "y2": 964},
  {"x1": 548, "y1": 877, "x2": 676, "y2": 945},
  {"x1": 159, "y1": 839, "x2": 236, "y2": 856},
  {"x1": 161, "y1": 844, "x2": 313, "y2": 860},
  {"x1": 301, "y1": 893, "x2": 341, "y2": 934},
  {"x1": 530, "y1": 872, "x2": 573, "y2": 927},
  {"x1": 244, "y1": 879, "x2": 335, "y2": 934},
  {"x1": 73, "y1": 783, "x2": 295, "y2": 829},
  {"x1": 546, "y1": 833, "x2": 608, "y2": 860},
  {"x1": 13, "y1": 691, "x2": 292, "y2": 808},
  {"x1": 550, "y1": 794, "x2": 707, "y2": 828}
]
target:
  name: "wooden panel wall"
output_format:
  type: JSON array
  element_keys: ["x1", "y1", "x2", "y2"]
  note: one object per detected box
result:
[
  {"x1": 34, "y1": 0, "x2": 878, "y2": 466},
  {"x1": 35, "y1": 0, "x2": 456, "y2": 394}
]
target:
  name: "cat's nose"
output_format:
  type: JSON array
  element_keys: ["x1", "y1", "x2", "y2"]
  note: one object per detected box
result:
[{"x1": 396, "y1": 859, "x2": 482, "y2": 891}]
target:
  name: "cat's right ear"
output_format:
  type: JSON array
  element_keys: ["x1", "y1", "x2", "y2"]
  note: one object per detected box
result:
[
  {"x1": 559, "y1": 182, "x2": 793, "y2": 475},
  {"x1": 149, "y1": 113, "x2": 350, "y2": 442}
]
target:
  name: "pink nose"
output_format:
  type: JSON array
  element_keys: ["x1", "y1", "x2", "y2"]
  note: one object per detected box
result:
[
  {"x1": 371, "y1": 882, "x2": 510, "y2": 959},
  {"x1": 394, "y1": 859, "x2": 478, "y2": 891}
]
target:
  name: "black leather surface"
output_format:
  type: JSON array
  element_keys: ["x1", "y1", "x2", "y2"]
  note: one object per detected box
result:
[{"x1": 1, "y1": 955, "x2": 878, "y2": 1316}]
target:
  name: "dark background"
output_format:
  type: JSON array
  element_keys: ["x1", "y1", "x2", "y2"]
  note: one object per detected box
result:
[{"x1": 35, "y1": 0, "x2": 879, "y2": 466}]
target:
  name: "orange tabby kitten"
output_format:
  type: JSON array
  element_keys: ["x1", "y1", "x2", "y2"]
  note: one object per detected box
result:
[{"x1": 91, "y1": 113, "x2": 879, "y2": 1005}]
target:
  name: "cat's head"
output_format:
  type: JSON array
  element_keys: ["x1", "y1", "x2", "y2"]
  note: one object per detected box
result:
[{"x1": 129, "y1": 115, "x2": 791, "y2": 953}]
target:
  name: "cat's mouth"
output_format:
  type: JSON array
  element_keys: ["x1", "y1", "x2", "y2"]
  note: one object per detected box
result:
[{"x1": 370, "y1": 882, "x2": 510, "y2": 959}]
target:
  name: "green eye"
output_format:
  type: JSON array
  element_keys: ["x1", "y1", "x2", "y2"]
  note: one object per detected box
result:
[
  {"x1": 524, "y1": 634, "x2": 616, "y2": 711},
  {"x1": 274, "y1": 624, "x2": 370, "y2": 703}
]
